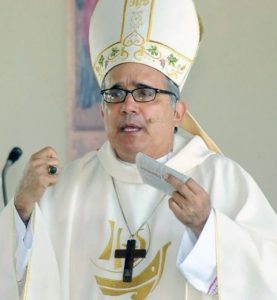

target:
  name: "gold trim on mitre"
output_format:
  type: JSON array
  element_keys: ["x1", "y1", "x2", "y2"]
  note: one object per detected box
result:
[
  {"x1": 94, "y1": 40, "x2": 193, "y2": 87},
  {"x1": 91, "y1": 0, "x2": 198, "y2": 87}
]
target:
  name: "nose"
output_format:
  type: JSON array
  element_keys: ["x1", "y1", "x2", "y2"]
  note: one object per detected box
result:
[{"x1": 120, "y1": 92, "x2": 139, "y2": 114}]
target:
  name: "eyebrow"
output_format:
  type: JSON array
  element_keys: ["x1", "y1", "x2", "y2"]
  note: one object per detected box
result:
[
  {"x1": 136, "y1": 83, "x2": 154, "y2": 89},
  {"x1": 108, "y1": 82, "x2": 155, "y2": 89},
  {"x1": 109, "y1": 83, "x2": 121, "y2": 89}
]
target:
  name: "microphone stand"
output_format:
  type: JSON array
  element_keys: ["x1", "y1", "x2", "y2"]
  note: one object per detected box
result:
[
  {"x1": 1, "y1": 147, "x2": 23, "y2": 207},
  {"x1": 1, "y1": 161, "x2": 12, "y2": 206}
]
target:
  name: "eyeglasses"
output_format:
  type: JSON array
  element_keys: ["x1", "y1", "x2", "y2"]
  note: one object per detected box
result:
[{"x1": 100, "y1": 87, "x2": 177, "y2": 103}]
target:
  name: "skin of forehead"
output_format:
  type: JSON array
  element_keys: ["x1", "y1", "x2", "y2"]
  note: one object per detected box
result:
[{"x1": 102, "y1": 63, "x2": 169, "y2": 89}]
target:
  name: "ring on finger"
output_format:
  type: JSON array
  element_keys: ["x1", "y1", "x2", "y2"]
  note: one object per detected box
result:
[{"x1": 48, "y1": 165, "x2": 58, "y2": 175}]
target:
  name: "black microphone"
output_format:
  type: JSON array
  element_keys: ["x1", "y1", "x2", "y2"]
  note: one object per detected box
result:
[
  {"x1": 1, "y1": 147, "x2": 23, "y2": 207},
  {"x1": 6, "y1": 147, "x2": 23, "y2": 165}
]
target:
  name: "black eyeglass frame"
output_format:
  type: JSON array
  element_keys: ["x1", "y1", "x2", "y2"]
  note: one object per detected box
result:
[{"x1": 100, "y1": 87, "x2": 178, "y2": 103}]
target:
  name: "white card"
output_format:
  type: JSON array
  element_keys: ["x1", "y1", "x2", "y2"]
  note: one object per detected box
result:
[{"x1": 136, "y1": 152, "x2": 189, "y2": 195}]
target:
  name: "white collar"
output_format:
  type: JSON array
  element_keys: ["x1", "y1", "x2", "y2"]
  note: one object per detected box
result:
[{"x1": 97, "y1": 130, "x2": 214, "y2": 183}]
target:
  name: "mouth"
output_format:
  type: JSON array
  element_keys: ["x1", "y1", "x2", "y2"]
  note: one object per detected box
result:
[{"x1": 120, "y1": 124, "x2": 142, "y2": 133}]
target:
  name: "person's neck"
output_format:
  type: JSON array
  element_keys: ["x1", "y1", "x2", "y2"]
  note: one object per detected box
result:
[
  {"x1": 156, "y1": 151, "x2": 173, "y2": 163},
  {"x1": 115, "y1": 150, "x2": 173, "y2": 164},
  {"x1": 114, "y1": 138, "x2": 175, "y2": 163}
]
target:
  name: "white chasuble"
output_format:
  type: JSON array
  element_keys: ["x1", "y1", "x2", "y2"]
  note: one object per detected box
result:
[{"x1": 1, "y1": 131, "x2": 277, "y2": 299}]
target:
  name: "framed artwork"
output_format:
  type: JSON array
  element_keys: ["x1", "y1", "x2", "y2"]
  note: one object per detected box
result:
[{"x1": 68, "y1": 0, "x2": 106, "y2": 160}]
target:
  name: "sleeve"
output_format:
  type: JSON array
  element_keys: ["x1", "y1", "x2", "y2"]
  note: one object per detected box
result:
[
  {"x1": 208, "y1": 156, "x2": 277, "y2": 299},
  {"x1": 176, "y1": 210, "x2": 217, "y2": 295},
  {"x1": 0, "y1": 200, "x2": 20, "y2": 299},
  {"x1": 0, "y1": 200, "x2": 62, "y2": 300},
  {"x1": 15, "y1": 208, "x2": 33, "y2": 282}
]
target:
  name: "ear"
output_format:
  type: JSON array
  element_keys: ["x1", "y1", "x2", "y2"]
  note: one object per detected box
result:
[{"x1": 173, "y1": 100, "x2": 186, "y2": 127}]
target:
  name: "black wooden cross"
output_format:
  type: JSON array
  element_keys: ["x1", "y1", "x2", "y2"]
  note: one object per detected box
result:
[{"x1": 114, "y1": 239, "x2": 146, "y2": 282}]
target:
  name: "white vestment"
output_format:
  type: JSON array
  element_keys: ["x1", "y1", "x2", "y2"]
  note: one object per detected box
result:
[{"x1": 1, "y1": 131, "x2": 277, "y2": 300}]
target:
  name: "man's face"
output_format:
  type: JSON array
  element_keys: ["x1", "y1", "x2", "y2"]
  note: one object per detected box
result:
[{"x1": 101, "y1": 63, "x2": 186, "y2": 162}]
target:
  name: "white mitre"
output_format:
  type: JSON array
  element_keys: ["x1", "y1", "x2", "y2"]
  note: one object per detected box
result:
[{"x1": 89, "y1": 0, "x2": 221, "y2": 153}]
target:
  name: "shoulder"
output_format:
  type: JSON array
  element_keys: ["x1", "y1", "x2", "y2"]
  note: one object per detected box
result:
[
  {"x1": 41, "y1": 150, "x2": 101, "y2": 205},
  {"x1": 64, "y1": 150, "x2": 99, "y2": 173},
  {"x1": 200, "y1": 153, "x2": 258, "y2": 188},
  {"x1": 51, "y1": 150, "x2": 100, "y2": 189},
  {"x1": 203, "y1": 153, "x2": 245, "y2": 172}
]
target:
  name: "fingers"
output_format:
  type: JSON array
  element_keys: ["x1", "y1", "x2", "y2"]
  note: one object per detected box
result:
[
  {"x1": 29, "y1": 148, "x2": 61, "y2": 185},
  {"x1": 30, "y1": 147, "x2": 61, "y2": 175},
  {"x1": 15, "y1": 146, "x2": 61, "y2": 222},
  {"x1": 31, "y1": 146, "x2": 58, "y2": 160},
  {"x1": 166, "y1": 175, "x2": 200, "y2": 196},
  {"x1": 30, "y1": 157, "x2": 61, "y2": 175},
  {"x1": 168, "y1": 198, "x2": 189, "y2": 222},
  {"x1": 165, "y1": 174, "x2": 211, "y2": 236},
  {"x1": 169, "y1": 190, "x2": 189, "y2": 210},
  {"x1": 17, "y1": 146, "x2": 61, "y2": 200}
]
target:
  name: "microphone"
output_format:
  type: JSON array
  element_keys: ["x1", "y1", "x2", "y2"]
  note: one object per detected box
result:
[
  {"x1": 1, "y1": 147, "x2": 23, "y2": 207},
  {"x1": 6, "y1": 147, "x2": 23, "y2": 166}
]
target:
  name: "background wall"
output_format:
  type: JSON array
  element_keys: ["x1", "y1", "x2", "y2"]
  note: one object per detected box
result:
[
  {"x1": 186, "y1": 0, "x2": 277, "y2": 209},
  {"x1": 0, "y1": 0, "x2": 67, "y2": 209},
  {"x1": 0, "y1": 0, "x2": 276, "y2": 211}
]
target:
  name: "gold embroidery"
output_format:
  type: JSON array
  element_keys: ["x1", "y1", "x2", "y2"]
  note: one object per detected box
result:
[
  {"x1": 115, "y1": 227, "x2": 123, "y2": 269},
  {"x1": 149, "y1": 40, "x2": 194, "y2": 63},
  {"x1": 94, "y1": 41, "x2": 190, "y2": 84},
  {"x1": 98, "y1": 220, "x2": 115, "y2": 260},
  {"x1": 146, "y1": 0, "x2": 155, "y2": 40},
  {"x1": 130, "y1": 0, "x2": 150, "y2": 8},
  {"x1": 123, "y1": 31, "x2": 145, "y2": 47},
  {"x1": 130, "y1": 11, "x2": 144, "y2": 30},
  {"x1": 93, "y1": 221, "x2": 150, "y2": 273},
  {"x1": 93, "y1": 0, "x2": 195, "y2": 87},
  {"x1": 95, "y1": 243, "x2": 171, "y2": 299},
  {"x1": 120, "y1": 0, "x2": 129, "y2": 42},
  {"x1": 98, "y1": 280, "x2": 154, "y2": 298},
  {"x1": 136, "y1": 230, "x2": 147, "y2": 250},
  {"x1": 93, "y1": 220, "x2": 171, "y2": 299}
]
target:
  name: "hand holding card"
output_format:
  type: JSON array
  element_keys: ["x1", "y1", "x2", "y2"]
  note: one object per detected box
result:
[{"x1": 136, "y1": 152, "x2": 189, "y2": 195}]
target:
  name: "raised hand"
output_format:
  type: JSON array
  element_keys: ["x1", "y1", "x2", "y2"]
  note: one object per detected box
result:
[{"x1": 14, "y1": 147, "x2": 61, "y2": 222}]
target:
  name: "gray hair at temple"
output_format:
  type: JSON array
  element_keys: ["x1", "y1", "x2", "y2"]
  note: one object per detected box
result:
[{"x1": 165, "y1": 76, "x2": 181, "y2": 110}]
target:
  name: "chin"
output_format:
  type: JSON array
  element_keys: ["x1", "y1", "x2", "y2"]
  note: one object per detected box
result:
[{"x1": 117, "y1": 143, "x2": 148, "y2": 158}]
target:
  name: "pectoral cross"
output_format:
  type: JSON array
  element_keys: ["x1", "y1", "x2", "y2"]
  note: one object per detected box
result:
[{"x1": 114, "y1": 239, "x2": 146, "y2": 282}]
